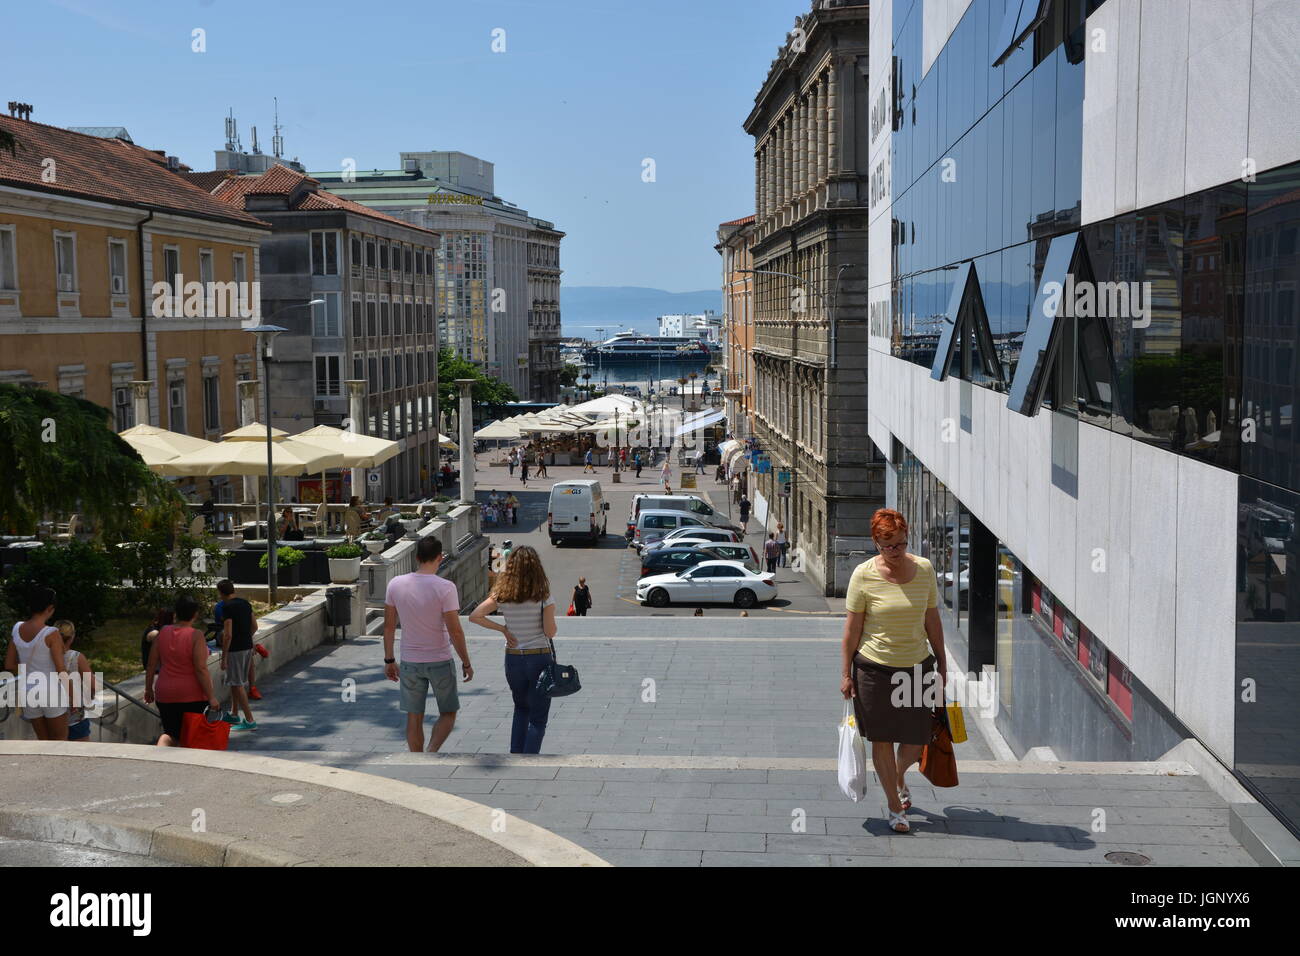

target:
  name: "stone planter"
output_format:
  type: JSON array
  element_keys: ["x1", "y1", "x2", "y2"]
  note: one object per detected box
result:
[
  {"x1": 401, "y1": 519, "x2": 421, "y2": 537},
  {"x1": 275, "y1": 563, "x2": 301, "y2": 587},
  {"x1": 362, "y1": 538, "x2": 387, "y2": 557},
  {"x1": 329, "y1": 556, "x2": 362, "y2": 583}
]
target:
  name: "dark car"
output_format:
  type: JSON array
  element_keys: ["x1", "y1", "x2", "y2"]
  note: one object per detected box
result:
[{"x1": 639, "y1": 547, "x2": 715, "y2": 579}]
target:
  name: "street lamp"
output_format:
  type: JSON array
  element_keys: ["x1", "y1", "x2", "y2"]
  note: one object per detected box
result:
[{"x1": 248, "y1": 299, "x2": 322, "y2": 603}]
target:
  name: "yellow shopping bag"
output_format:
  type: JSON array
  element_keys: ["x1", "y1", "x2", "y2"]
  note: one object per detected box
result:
[{"x1": 945, "y1": 700, "x2": 968, "y2": 744}]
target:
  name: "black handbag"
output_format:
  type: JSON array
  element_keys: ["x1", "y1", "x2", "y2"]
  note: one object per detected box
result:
[{"x1": 535, "y1": 636, "x2": 581, "y2": 697}]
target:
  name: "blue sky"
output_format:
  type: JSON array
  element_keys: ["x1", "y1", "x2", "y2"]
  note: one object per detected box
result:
[{"x1": 5, "y1": 0, "x2": 803, "y2": 291}]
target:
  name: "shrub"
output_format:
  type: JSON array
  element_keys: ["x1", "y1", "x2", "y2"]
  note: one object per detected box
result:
[
  {"x1": 2, "y1": 540, "x2": 119, "y2": 637},
  {"x1": 398, "y1": 512, "x2": 420, "y2": 520},
  {"x1": 259, "y1": 546, "x2": 305, "y2": 570},
  {"x1": 326, "y1": 543, "x2": 362, "y2": 559}
]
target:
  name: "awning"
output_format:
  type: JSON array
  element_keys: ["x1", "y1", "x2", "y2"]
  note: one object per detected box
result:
[{"x1": 673, "y1": 408, "x2": 725, "y2": 438}]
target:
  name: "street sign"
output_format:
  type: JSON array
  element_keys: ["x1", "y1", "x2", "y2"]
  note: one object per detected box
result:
[{"x1": 367, "y1": 472, "x2": 380, "y2": 485}]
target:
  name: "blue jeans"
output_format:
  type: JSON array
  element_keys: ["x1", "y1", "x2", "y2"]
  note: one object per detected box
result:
[{"x1": 504, "y1": 652, "x2": 553, "y2": 754}]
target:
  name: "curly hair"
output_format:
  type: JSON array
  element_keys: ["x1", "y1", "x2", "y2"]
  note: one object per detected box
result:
[
  {"x1": 870, "y1": 507, "x2": 909, "y2": 541},
  {"x1": 493, "y1": 545, "x2": 551, "y2": 604}
]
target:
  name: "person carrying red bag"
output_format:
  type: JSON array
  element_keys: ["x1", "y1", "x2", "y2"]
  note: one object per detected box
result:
[{"x1": 144, "y1": 595, "x2": 221, "y2": 747}]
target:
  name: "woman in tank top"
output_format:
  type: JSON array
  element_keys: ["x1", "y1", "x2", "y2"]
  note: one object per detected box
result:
[
  {"x1": 469, "y1": 545, "x2": 558, "y2": 754},
  {"x1": 4, "y1": 586, "x2": 70, "y2": 740}
]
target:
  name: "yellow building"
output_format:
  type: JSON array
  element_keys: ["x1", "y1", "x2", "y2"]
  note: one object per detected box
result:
[
  {"x1": 716, "y1": 214, "x2": 756, "y2": 440},
  {"x1": 0, "y1": 116, "x2": 269, "y2": 472}
]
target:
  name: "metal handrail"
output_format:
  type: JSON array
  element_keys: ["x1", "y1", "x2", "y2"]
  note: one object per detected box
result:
[{"x1": 96, "y1": 678, "x2": 160, "y2": 743}]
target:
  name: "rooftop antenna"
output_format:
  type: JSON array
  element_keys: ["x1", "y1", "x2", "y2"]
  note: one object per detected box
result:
[
  {"x1": 224, "y1": 108, "x2": 241, "y2": 152},
  {"x1": 272, "y1": 97, "x2": 284, "y2": 159},
  {"x1": 251, "y1": 125, "x2": 261, "y2": 154}
]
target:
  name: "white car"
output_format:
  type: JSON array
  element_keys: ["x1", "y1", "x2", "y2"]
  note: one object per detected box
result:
[
  {"x1": 636, "y1": 560, "x2": 777, "y2": 609},
  {"x1": 641, "y1": 526, "x2": 741, "y2": 553}
]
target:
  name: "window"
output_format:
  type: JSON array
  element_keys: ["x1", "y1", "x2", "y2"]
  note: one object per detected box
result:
[
  {"x1": 415, "y1": 248, "x2": 424, "y2": 275},
  {"x1": 394, "y1": 352, "x2": 404, "y2": 389},
  {"x1": 313, "y1": 293, "x2": 342, "y2": 337},
  {"x1": 315, "y1": 355, "x2": 342, "y2": 397},
  {"x1": 404, "y1": 247, "x2": 413, "y2": 274},
  {"x1": 198, "y1": 249, "x2": 214, "y2": 286},
  {"x1": 163, "y1": 246, "x2": 181, "y2": 292},
  {"x1": 168, "y1": 380, "x2": 187, "y2": 433},
  {"x1": 311, "y1": 231, "x2": 339, "y2": 276},
  {"x1": 366, "y1": 297, "x2": 377, "y2": 338},
  {"x1": 108, "y1": 239, "x2": 128, "y2": 294},
  {"x1": 379, "y1": 243, "x2": 389, "y2": 271},
  {"x1": 232, "y1": 252, "x2": 247, "y2": 288},
  {"x1": 113, "y1": 385, "x2": 133, "y2": 431},
  {"x1": 380, "y1": 298, "x2": 390, "y2": 336},
  {"x1": 350, "y1": 235, "x2": 362, "y2": 269},
  {"x1": 382, "y1": 355, "x2": 392, "y2": 391},
  {"x1": 351, "y1": 296, "x2": 362, "y2": 338},
  {"x1": 0, "y1": 225, "x2": 16, "y2": 290},
  {"x1": 365, "y1": 240, "x2": 376, "y2": 269},
  {"x1": 203, "y1": 375, "x2": 221, "y2": 431},
  {"x1": 54, "y1": 232, "x2": 77, "y2": 291}
]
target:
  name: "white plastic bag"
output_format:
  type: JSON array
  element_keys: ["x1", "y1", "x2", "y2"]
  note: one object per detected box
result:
[{"x1": 837, "y1": 699, "x2": 867, "y2": 802}]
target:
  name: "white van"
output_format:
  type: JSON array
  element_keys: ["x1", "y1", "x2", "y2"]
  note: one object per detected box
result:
[
  {"x1": 626, "y1": 493, "x2": 738, "y2": 538},
  {"x1": 548, "y1": 480, "x2": 609, "y2": 545}
]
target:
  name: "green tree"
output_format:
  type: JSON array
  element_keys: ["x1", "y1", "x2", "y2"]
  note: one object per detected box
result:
[
  {"x1": 558, "y1": 364, "x2": 579, "y2": 389},
  {"x1": 3, "y1": 540, "x2": 120, "y2": 636},
  {"x1": 437, "y1": 348, "x2": 519, "y2": 410},
  {"x1": 0, "y1": 383, "x2": 179, "y2": 538}
]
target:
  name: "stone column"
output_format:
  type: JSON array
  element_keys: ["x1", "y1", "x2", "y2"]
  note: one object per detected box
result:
[
  {"x1": 455, "y1": 378, "x2": 476, "y2": 506},
  {"x1": 236, "y1": 378, "x2": 259, "y2": 505},
  {"x1": 129, "y1": 380, "x2": 152, "y2": 428},
  {"x1": 817, "y1": 75, "x2": 828, "y2": 183},
  {"x1": 345, "y1": 379, "x2": 367, "y2": 501}
]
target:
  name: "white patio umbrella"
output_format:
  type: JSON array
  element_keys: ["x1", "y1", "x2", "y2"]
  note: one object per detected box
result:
[
  {"x1": 474, "y1": 420, "x2": 522, "y2": 440},
  {"x1": 438, "y1": 432, "x2": 458, "y2": 450},
  {"x1": 118, "y1": 423, "x2": 217, "y2": 457}
]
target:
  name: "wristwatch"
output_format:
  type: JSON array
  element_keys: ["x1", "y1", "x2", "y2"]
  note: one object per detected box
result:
[{"x1": 384, "y1": 657, "x2": 396, "y2": 664}]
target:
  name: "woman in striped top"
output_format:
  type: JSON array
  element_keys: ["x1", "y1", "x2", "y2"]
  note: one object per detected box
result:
[
  {"x1": 840, "y1": 508, "x2": 949, "y2": 834},
  {"x1": 469, "y1": 546, "x2": 558, "y2": 754}
]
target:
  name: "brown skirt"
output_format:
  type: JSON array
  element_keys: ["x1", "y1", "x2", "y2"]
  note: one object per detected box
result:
[{"x1": 852, "y1": 653, "x2": 938, "y2": 745}]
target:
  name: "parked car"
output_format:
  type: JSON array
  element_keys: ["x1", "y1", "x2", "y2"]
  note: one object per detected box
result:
[
  {"x1": 631, "y1": 509, "x2": 710, "y2": 550},
  {"x1": 640, "y1": 525, "x2": 741, "y2": 553},
  {"x1": 639, "y1": 543, "x2": 760, "y2": 578},
  {"x1": 939, "y1": 563, "x2": 1020, "y2": 610},
  {"x1": 626, "y1": 493, "x2": 738, "y2": 538},
  {"x1": 636, "y1": 560, "x2": 778, "y2": 609}
]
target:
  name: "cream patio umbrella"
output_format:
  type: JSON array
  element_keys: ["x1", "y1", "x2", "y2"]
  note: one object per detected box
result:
[
  {"x1": 118, "y1": 423, "x2": 218, "y2": 458},
  {"x1": 163, "y1": 423, "x2": 344, "y2": 535},
  {"x1": 291, "y1": 424, "x2": 401, "y2": 508},
  {"x1": 474, "y1": 419, "x2": 522, "y2": 441}
]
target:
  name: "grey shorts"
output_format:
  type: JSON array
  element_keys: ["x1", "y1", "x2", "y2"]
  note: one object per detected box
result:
[
  {"x1": 225, "y1": 649, "x2": 253, "y2": 687},
  {"x1": 399, "y1": 660, "x2": 459, "y2": 715}
]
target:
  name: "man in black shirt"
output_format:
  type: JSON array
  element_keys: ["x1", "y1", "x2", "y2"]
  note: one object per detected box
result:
[{"x1": 217, "y1": 579, "x2": 259, "y2": 731}]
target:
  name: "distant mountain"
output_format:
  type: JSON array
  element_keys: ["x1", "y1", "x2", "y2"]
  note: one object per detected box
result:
[{"x1": 561, "y1": 286, "x2": 721, "y2": 337}]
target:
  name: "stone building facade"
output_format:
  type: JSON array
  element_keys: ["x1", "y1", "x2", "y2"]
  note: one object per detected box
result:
[{"x1": 742, "y1": 0, "x2": 883, "y2": 596}]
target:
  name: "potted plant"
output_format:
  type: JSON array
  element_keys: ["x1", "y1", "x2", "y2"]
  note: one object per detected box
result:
[
  {"x1": 259, "y1": 546, "x2": 306, "y2": 586},
  {"x1": 362, "y1": 530, "x2": 388, "y2": 557},
  {"x1": 326, "y1": 542, "x2": 363, "y2": 583},
  {"x1": 398, "y1": 511, "x2": 422, "y2": 536},
  {"x1": 433, "y1": 496, "x2": 452, "y2": 515}
]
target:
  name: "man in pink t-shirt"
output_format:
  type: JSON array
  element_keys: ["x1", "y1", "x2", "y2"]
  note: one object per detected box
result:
[{"x1": 384, "y1": 537, "x2": 473, "y2": 752}]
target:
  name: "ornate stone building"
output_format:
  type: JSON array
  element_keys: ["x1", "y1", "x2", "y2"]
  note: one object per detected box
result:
[
  {"x1": 716, "y1": 214, "x2": 756, "y2": 441},
  {"x1": 743, "y1": 0, "x2": 883, "y2": 595}
]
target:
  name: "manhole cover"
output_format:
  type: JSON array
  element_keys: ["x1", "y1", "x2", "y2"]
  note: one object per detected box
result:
[
  {"x1": 257, "y1": 790, "x2": 321, "y2": 808},
  {"x1": 1105, "y1": 851, "x2": 1152, "y2": 866}
]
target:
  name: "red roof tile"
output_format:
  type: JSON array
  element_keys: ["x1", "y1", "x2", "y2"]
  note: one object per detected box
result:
[
  {"x1": 0, "y1": 115, "x2": 269, "y2": 228},
  {"x1": 210, "y1": 164, "x2": 437, "y2": 235},
  {"x1": 180, "y1": 170, "x2": 238, "y2": 193},
  {"x1": 719, "y1": 214, "x2": 756, "y2": 227}
]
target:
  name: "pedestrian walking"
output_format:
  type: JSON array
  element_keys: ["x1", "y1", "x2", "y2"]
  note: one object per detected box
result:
[
  {"x1": 144, "y1": 594, "x2": 222, "y2": 747},
  {"x1": 55, "y1": 620, "x2": 96, "y2": 742},
  {"x1": 634, "y1": 453, "x2": 642, "y2": 478},
  {"x1": 840, "y1": 508, "x2": 948, "y2": 834},
  {"x1": 572, "y1": 577, "x2": 592, "y2": 616},
  {"x1": 739, "y1": 494, "x2": 751, "y2": 532},
  {"x1": 696, "y1": 455, "x2": 705, "y2": 475},
  {"x1": 620, "y1": 447, "x2": 628, "y2": 468},
  {"x1": 5, "y1": 586, "x2": 69, "y2": 741},
  {"x1": 508, "y1": 452, "x2": 516, "y2": 478},
  {"x1": 776, "y1": 522, "x2": 789, "y2": 567},
  {"x1": 384, "y1": 537, "x2": 472, "y2": 753},
  {"x1": 716, "y1": 463, "x2": 726, "y2": 483},
  {"x1": 584, "y1": 448, "x2": 594, "y2": 474},
  {"x1": 520, "y1": 460, "x2": 529, "y2": 486},
  {"x1": 537, "y1": 452, "x2": 549, "y2": 479},
  {"x1": 216, "y1": 580, "x2": 259, "y2": 731},
  {"x1": 661, "y1": 460, "x2": 672, "y2": 494},
  {"x1": 141, "y1": 608, "x2": 174, "y2": 671},
  {"x1": 607, "y1": 447, "x2": 616, "y2": 469},
  {"x1": 764, "y1": 533, "x2": 781, "y2": 573},
  {"x1": 469, "y1": 546, "x2": 559, "y2": 754},
  {"x1": 506, "y1": 492, "x2": 520, "y2": 525}
]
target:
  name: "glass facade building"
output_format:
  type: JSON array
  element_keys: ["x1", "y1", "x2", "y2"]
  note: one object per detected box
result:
[{"x1": 869, "y1": 0, "x2": 1300, "y2": 837}]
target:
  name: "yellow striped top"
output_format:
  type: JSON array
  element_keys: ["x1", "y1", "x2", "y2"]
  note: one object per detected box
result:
[{"x1": 845, "y1": 555, "x2": 939, "y2": 667}]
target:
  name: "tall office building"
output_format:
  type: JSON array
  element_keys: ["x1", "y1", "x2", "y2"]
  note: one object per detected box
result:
[
  {"x1": 867, "y1": 0, "x2": 1300, "y2": 840},
  {"x1": 311, "y1": 152, "x2": 562, "y2": 401}
]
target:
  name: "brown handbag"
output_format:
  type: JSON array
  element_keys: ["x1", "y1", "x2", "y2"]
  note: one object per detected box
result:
[{"x1": 919, "y1": 710, "x2": 959, "y2": 787}]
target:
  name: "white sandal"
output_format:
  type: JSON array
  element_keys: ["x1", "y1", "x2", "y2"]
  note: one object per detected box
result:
[
  {"x1": 887, "y1": 809, "x2": 910, "y2": 833},
  {"x1": 898, "y1": 784, "x2": 912, "y2": 811}
]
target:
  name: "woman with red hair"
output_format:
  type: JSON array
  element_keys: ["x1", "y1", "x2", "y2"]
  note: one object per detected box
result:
[{"x1": 840, "y1": 507, "x2": 948, "y2": 833}]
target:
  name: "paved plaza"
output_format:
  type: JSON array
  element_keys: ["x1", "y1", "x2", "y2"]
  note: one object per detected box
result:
[{"x1": 235, "y1": 619, "x2": 1256, "y2": 866}]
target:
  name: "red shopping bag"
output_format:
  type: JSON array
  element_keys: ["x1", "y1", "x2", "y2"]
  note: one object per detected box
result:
[
  {"x1": 180, "y1": 708, "x2": 231, "y2": 751},
  {"x1": 254, "y1": 642, "x2": 270, "y2": 658},
  {"x1": 566, "y1": 603, "x2": 576, "y2": 617}
]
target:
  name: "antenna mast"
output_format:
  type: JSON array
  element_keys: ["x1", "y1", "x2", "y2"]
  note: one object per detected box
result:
[{"x1": 272, "y1": 97, "x2": 285, "y2": 159}]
